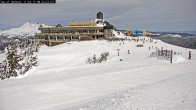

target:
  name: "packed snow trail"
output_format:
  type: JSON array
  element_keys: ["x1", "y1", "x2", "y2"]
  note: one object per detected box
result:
[
  {"x1": 0, "y1": 38, "x2": 196, "y2": 110},
  {"x1": 71, "y1": 70, "x2": 196, "y2": 110}
]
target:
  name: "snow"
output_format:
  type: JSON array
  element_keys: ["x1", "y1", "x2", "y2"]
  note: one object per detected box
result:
[
  {"x1": 172, "y1": 35, "x2": 182, "y2": 37},
  {"x1": 172, "y1": 55, "x2": 186, "y2": 63},
  {"x1": 0, "y1": 53, "x2": 6, "y2": 62},
  {"x1": 113, "y1": 30, "x2": 127, "y2": 38},
  {"x1": 9, "y1": 67, "x2": 37, "y2": 80},
  {"x1": 162, "y1": 34, "x2": 182, "y2": 38},
  {"x1": 73, "y1": 71, "x2": 196, "y2": 110},
  {"x1": 92, "y1": 19, "x2": 106, "y2": 27},
  {"x1": 0, "y1": 37, "x2": 196, "y2": 110},
  {"x1": 92, "y1": 19, "x2": 127, "y2": 39},
  {"x1": 0, "y1": 22, "x2": 49, "y2": 38}
]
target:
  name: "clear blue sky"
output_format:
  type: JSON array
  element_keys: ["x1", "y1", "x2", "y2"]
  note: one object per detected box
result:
[{"x1": 0, "y1": 0, "x2": 196, "y2": 31}]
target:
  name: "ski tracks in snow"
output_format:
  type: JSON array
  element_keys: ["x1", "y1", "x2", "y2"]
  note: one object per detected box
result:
[{"x1": 70, "y1": 71, "x2": 196, "y2": 110}]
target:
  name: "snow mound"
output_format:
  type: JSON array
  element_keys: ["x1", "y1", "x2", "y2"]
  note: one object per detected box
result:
[
  {"x1": 9, "y1": 67, "x2": 37, "y2": 80},
  {"x1": 172, "y1": 55, "x2": 186, "y2": 63},
  {"x1": 0, "y1": 22, "x2": 49, "y2": 38}
]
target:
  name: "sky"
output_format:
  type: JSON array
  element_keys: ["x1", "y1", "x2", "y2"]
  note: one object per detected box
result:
[{"x1": 0, "y1": 0, "x2": 196, "y2": 31}]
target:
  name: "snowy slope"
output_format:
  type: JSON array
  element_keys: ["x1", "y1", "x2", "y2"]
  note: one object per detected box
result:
[
  {"x1": 113, "y1": 30, "x2": 127, "y2": 38},
  {"x1": 0, "y1": 22, "x2": 49, "y2": 38},
  {"x1": 0, "y1": 37, "x2": 196, "y2": 110},
  {"x1": 71, "y1": 71, "x2": 196, "y2": 110}
]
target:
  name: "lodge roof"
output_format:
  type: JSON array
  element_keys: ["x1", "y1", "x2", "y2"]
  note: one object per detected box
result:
[
  {"x1": 38, "y1": 26, "x2": 103, "y2": 31},
  {"x1": 56, "y1": 24, "x2": 63, "y2": 27}
]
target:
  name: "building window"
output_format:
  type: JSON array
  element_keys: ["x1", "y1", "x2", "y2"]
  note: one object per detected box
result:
[
  {"x1": 72, "y1": 36, "x2": 79, "y2": 39},
  {"x1": 57, "y1": 36, "x2": 63, "y2": 39},
  {"x1": 83, "y1": 30, "x2": 87, "y2": 33},
  {"x1": 50, "y1": 36, "x2": 56, "y2": 39},
  {"x1": 65, "y1": 36, "x2": 71, "y2": 40},
  {"x1": 89, "y1": 30, "x2": 95, "y2": 33}
]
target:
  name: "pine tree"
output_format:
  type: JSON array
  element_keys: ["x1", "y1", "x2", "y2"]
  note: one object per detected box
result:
[
  {"x1": 0, "y1": 60, "x2": 11, "y2": 79},
  {"x1": 0, "y1": 39, "x2": 40, "y2": 79},
  {"x1": 6, "y1": 44, "x2": 23, "y2": 77},
  {"x1": 31, "y1": 54, "x2": 38, "y2": 67},
  {"x1": 6, "y1": 46, "x2": 17, "y2": 77}
]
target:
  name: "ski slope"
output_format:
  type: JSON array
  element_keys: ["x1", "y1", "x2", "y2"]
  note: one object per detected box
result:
[{"x1": 0, "y1": 37, "x2": 196, "y2": 110}]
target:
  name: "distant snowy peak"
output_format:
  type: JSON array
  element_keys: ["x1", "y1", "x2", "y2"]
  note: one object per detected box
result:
[
  {"x1": 0, "y1": 22, "x2": 49, "y2": 38},
  {"x1": 163, "y1": 34, "x2": 182, "y2": 38},
  {"x1": 19, "y1": 22, "x2": 48, "y2": 29},
  {"x1": 172, "y1": 35, "x2": 182, "y2": 37}
]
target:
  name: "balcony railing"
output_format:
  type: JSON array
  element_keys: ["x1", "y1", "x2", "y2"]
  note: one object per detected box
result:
[{"x1": 36, "y1": 32, "x2": 104, "y2": 36}]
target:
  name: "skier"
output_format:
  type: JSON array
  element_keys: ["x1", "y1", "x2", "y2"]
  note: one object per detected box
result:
[{"x1": 128, "y1": 50, "x2": 130, "y2": 54}]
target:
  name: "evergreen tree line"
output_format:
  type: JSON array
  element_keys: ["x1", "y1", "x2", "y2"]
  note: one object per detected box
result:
[{"x1": 0, "y1": 40, "x2": 40, "y2": 80}]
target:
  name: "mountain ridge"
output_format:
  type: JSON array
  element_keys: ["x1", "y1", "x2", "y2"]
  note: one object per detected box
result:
[{"x1": 0, "y1": 22, "x2": 49, "y2": 38}]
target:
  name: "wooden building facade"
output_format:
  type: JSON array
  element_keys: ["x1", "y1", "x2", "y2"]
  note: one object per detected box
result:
[{"x1": 36, "y1": 22, "x2": 108, "y2": 46}]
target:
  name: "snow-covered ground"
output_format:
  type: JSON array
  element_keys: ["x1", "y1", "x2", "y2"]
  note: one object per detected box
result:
[{"x1": 0, "y1": 37, "x2": 196, "y2": 110}]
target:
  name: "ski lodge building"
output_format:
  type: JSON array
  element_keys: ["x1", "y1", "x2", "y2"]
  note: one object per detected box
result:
[{"x1": 36, "y1": 12, "x2": 114, "y2": 46}]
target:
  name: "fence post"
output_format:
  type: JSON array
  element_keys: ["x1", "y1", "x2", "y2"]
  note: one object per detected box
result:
[
  {"x1": 188, "y1": 51, "x2": 191, "y2": 59},
  {"x1": 166, "y1": 50, "x2": 168, "y2": 57},
  {"x1": 170, "y1": 50, "x2": 173, "y2": 63}
]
